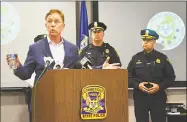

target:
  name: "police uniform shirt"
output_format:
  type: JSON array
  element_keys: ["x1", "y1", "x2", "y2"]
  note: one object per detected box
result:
[
  {"x1": 80, "y1": 43, "x2": 121, "y2": 67},
  {"x1": 127, "y1": 49, "x2": 175, "y2": 91}
]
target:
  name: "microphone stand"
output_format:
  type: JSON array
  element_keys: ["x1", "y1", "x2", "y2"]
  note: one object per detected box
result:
[{"x1": 33, "y1": 61, "x2": 51, "y2": 122}]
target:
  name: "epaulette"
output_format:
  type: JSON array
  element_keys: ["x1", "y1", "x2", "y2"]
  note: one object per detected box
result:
[
  {"x1": 132, "y1": 52, "x2": 142, "y2": 59},
  {"x1": 104, "y1": 43, "x2": 111, "y2": 48},
  {"x1": 136, "y1": 51, "x2": 143, "y2": 56}
]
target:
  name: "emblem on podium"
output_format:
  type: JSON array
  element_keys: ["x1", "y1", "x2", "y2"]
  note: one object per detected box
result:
[{"x1": 81, "y1": 85, "x2": 107, "y2": 120}]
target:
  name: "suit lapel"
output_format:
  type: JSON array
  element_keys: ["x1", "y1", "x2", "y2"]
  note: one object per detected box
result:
[
  {"x1": 42, "y1": 38, "x2": 55, "y2": 69},
  {"x1": 43, "y1": 38, "x2": 53, "y2": 58},
  {"x1": 63, "y1": 40, "x2": 70, "y2": 66}
]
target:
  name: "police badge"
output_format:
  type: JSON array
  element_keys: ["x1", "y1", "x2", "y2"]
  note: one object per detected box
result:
[
  {"x1": 105, "y1": 49, "x2": 109, "y2": 54},
  {"x1": 81, "y1": 85, "x2": 107, "y2": 120}
]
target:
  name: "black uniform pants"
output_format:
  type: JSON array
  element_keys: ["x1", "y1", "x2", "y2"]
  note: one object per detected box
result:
[
  {"x1": 27, "y1": 96, "x2": 32, "y2": 122},
  {"x1": 24, "y1": 87, "x2": 32, "y2": 122},
  {"x1": 133, "y1": 90, "x2": 167, "y2": 122}
]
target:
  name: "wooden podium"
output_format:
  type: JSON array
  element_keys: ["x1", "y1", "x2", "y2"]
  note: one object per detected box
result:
[{"x1": 32, "y1": 69, "x2": 128, "y2": 122}]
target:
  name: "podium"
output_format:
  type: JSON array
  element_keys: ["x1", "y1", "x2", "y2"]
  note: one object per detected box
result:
[{"x1": 32, "y1": 69, "x2": 128, "y2": 122}]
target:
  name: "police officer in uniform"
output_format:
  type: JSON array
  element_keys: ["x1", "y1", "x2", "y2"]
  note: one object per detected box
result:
[
  {"x1": 127, "y1": 29, "x2": 176, "y2": 122},
  {"x1": 79, "y1": 21, "x2": 121, "y2": 69}
]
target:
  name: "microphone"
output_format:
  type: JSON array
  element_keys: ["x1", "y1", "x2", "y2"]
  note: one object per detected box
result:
[
  {"x1": 44, "y1": 57, "x2": 54, "y2": 68},
  {"x1": 80, "y1": 56, "x2": 93, "y2": 69},
  {"x1": 35, "y1": 57, "x2": 54, "y2": 84},
  {"x1": 53, "y1": 61, "x2": 64, "y2": 69},
  {"x1": 74, "y1": 62, "x2": 83, "y2": 69},
  {"x1": 74, "y1": 56, "x2": 93, "y2": 69}
]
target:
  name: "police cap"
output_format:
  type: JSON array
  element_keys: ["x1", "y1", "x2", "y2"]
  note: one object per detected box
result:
[
  {"x1": 141, "y1": 29, "x2": 159, "y2": 40},
  {"x1": 88, "y1": 21, "x2": 107, "y2": 32}
]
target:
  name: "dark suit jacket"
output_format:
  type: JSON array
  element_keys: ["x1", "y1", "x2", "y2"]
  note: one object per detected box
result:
[{"x1": 14, "y1": 37, "x2": 79, "y2": 83}]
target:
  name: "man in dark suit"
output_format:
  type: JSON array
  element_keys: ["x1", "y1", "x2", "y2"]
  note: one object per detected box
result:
[
  {"x1": 6, "y1": 9, "x2": 79, "y2": 122},
  {"x1": 7, "y1": 8, "x2": 79, "y2": 80}
]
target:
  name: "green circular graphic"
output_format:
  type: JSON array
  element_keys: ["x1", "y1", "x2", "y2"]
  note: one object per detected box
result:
[
  {"x1": 1, "y1": 2, "x2": 20, "y2": 45},
  {"x1": 147, "y1": 12, "x2": 185, "y2": 50}
]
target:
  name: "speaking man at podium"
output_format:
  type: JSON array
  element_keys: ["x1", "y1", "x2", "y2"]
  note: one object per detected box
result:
[
  {"x1": 127, "y1": 29, "x2": 176, "y2": 122},
  {"x1": 6, "y1": 9, "x2": 79, "y2": 122},
  {"x1": 78, "y1": 21, "x2": 121, "y2": 69}
]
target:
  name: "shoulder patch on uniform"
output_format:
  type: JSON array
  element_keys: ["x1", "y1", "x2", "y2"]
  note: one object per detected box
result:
[
  {"x1": 114, "y1": 49, "x2": 119, "y2": 57},
  {"x1": 166, "y1": 58, "x2": 171, "y2": 64}
]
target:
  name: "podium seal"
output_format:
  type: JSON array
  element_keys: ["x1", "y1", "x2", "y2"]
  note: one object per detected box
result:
[{"x1": 81, "y1": 85, "x2": 107, "y2": 120}]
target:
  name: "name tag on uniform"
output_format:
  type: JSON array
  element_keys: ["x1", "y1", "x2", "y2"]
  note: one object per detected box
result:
[
  {"x1": 146, "y1": 61, "x2": 155, "y2": 67},
  {"x1": 136, "y1": 60, "x2": 142, "y2": 64}
]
